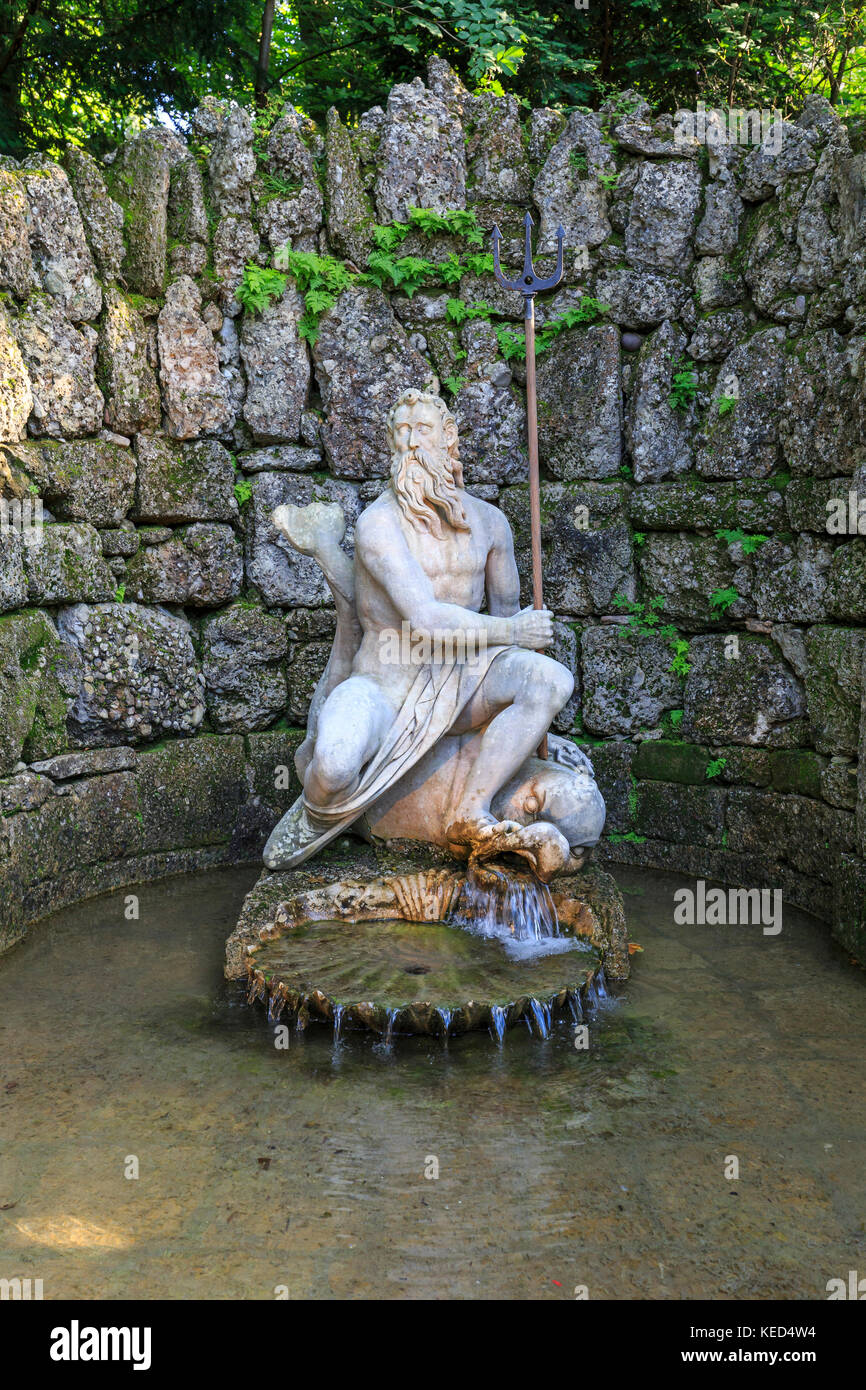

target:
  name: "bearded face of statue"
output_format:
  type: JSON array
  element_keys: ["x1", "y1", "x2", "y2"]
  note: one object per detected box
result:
[{"x1": 388, "y1": 396, "x2": 469, "y2": 538}]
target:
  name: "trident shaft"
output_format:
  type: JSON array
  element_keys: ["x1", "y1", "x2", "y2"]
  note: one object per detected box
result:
[{"x1": 491, "y1": 213, "x2": 565, "y2": 758}]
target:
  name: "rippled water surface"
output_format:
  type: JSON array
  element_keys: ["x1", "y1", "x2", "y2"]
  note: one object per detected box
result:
[{"x1": 1, "y1": 865, "x2": 864, "y2": 1300}]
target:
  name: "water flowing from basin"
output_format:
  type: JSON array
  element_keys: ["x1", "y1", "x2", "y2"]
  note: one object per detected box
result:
[{"x1": 449, "y1": 863, "x2": 575, "y2": 960}]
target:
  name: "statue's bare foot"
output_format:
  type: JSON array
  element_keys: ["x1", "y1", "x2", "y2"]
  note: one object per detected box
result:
[{"x1": 446, "y1": 814, "x2": 571, "y2": 882}]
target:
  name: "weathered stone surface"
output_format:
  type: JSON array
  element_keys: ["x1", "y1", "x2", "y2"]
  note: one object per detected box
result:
[
  {"x1": 533, "y1": 110, "x2": 613, "y2": 252},
  {"x1": 466, "y1": 91, "x2": 531, "y2": 204},
  {"x1": 374, "y1": 77, "x2": 466, "y2": 223},
  {"x1": 4, "y1": 438, "x2": 135, "y2": 526},
  {"x1": 613, "y1": 96, "x2": 692, "y2": 157},
  {"x1": 625, "y1": 160, "x2": 702, "y2": 275},
  {"x1": 63, "y1": 146, "x2": 125, "y2": 280},
  {"x1": 287, "y1": 638, "x2": 330, "y2": 723},
  {"x1": 237, "y1": 444, "x2": 322, "y2": 473},
  {"x1": 695, "y1": 176, "x2": 743, "y2": 255},
  {"x1": 133, "y1": 435, "x2": 237, "y2": 523},
  {"x1": 736, "y1": 121, "x2": 818, "y2": 200},
  {"x1": 136, "y1": 735, "x2": 248, "y2": 852},
  {"x1": 14, "y1": 295, "x2": 103, "y2": 437},
  {"x1": 779, "y1": 330, "x2": 861, "y2": 476},
  {"x1": 19, "y1": 157, "x2": 102, "y2": 321},
  {"x1": 212, "y1": 215, "x2": 260, "y2": 307},
  {"x1": 628, "y1": 479, "x2": 786, "y2": 532},
  {"x1": 697, "y1": 327, "x2": 786, "y2": 479},
  {"x1": 239, "y1": 287, "x2": 310, "y2": 442},
  {"x1": 827, "y1": 540, "x2": 866, "y2": 619},
  {"x1": 193, "y1": 98, "x2": 256, "y2": 217},
  {"x1": 98, "y1": 289, "x2": 161, "y2": 435},
  {"x1": 0, "y1": 608, "x2": 79, "y2": 772},
  {"x1": 684, "y1": 635, "x2": 806, "y2": 746},
  {"x1": 125, "y1": 523, "x2": 242, "y2": 606},
  {"x1": 582, "y1": 625, "x2": 681, "y2": 735},
  {"x1": 592, "y1": 267, "x2": 690, "y2": 330},
  {"x1": 0, "y1": 523, "x2": 27, "y2": 611},
  {"x1": 804, "y1": 626, "x2": 866, "y2": 756},
  {"x1": 0, "y1": 769, "x2": 52, "y2": 813},
  {"x1": 500, "y1": 481, "x2": 633, "y2": 616},
  {"x1": 626, "y1": 320, "x2": 694, "y2": 481},
  {"x1": 57, "y1": 602, "x2": 205, "y2": 745},
  {"x1": 313, "y1": 286, "x2": 436, "y2": 479},
  {"x1": 633, "y1": 780, "x2": 725, "y2": 845},
  {"x1": 748, "y1": 534, "x2": 832, "y2": 622},
  {"x1": 157, "y1": 276, "x2": 232, "y2": 439},
  {"x1": 245, "y1": 471, "x2": 361, "y2": 607},
  {"x1": 742, "y1": 177, "x2": 810, "y2": 320},
  {"x1": 638, "y1": 532, "x2": 743, "y2": 624},
  {"x1": 453, "y1": 371, "x2": 526, "y2": 486},
  {"x1": 2, "y1": 770, "x2": 142, "y2": 895},
  {"x1": 24, "y1": 523, "x2": 115, "y2": 604},
  {"x1": 111, "y1": 131, "x2": 171, "y2": 297},
  {"x1": 325, "y1": 107, "x2": 374, "y2": 265},
  {"x1": 687, "y1": 309, "x2": 748, "y2": 362},
  {"x1": 536, "y1": 324, "x2": 621, "y2": 479},
  {"x1": 167, "y1": 150, "x2": 209, "y2": 245},
  {"x1": 0, "y1": 168, "x2": 34, "y2": 297},
  {"x1": 692, "y1": 255, "x2": 746, "y2": 310},
  {"x1": 726, "y1": 787, "x2": 854, "y2": 879},
  {"x1": 0, "y1": 305, "x2": 33, "y2": 442},
  {"x1": 202, "y1": 603, "x2": 287, "y2": 732},
  {"x1": 257, "y1": 106, "x2": 323, "y2": 249},
  {"x1": 29, "y1": 746, "x2": 136, "y2": 779}
]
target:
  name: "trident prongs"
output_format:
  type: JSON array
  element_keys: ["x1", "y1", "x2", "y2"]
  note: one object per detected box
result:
[{"x1": 491, "y1": 214, "x2": 565, "y2": 317}]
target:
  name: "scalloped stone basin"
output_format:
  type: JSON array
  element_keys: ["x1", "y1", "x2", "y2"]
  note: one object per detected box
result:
[
  {"x1": 246, "y1": 914, "x2": 603, "y2": 1038},
  {"x1": 227, "y1": 844, "x2": 629, "y2": 1040}
]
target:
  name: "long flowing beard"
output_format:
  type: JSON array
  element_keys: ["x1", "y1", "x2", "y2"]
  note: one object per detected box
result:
[{"x1": 390, "y1": 446, "x2": 469, "y2": 538}]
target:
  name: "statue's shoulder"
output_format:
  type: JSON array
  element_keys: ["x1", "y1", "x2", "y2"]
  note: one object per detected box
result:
[
  {"x1": 355, "y1": 489, "x2": 398, "y2": 546},
  {"x1": 467, "y1": 492, "x2": 513, "y2": 546}
]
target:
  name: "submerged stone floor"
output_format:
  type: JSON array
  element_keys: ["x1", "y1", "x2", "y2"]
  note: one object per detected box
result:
[{"x1": 0, "y1": 864, "x2": 863, "y2": 1299}]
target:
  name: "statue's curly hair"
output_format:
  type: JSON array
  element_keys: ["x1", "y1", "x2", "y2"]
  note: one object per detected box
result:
[{"x1": 385, "y1": 388, "x2": 463, "y2": 485}]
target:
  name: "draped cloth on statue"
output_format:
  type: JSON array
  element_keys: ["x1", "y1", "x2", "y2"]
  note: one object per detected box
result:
[{"x1": 263, "y1": 644, "x2": 511, "y2": 869}]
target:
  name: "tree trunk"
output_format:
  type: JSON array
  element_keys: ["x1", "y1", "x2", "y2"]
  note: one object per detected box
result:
[{"x1": 255, "y1": 0, "x2": 277, "y2": 107}]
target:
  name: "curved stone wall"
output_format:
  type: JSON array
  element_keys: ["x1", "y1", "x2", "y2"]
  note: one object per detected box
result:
[{"x1": 1, "y1": 61, "x2": 864, "y2": 959}]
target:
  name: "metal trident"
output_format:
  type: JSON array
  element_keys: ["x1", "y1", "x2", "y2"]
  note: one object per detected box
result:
[{"x1": 491, "y1": 213, "x2": 565, "y2": 758}]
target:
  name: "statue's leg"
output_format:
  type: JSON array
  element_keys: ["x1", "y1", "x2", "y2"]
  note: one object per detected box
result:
[
  {"x1": 303, "y1": 675, "x2": 395, "y2": 812},
  {"x1": 448, "y1": 649, "x2": 573, "y2": 832}
]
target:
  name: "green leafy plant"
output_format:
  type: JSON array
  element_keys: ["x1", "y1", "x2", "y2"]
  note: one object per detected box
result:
[
  {"x1": 234, "y1": 478, "x2": 253, "y2": 508},
  {"x1": 669, "y1": 709, "x2": 684, "y2": 729},
  {"x1": 275, "y1": 248, "x2": 358, "y2": 342},
  {"x1": 114, "y1": 582, "x2": 126, "y2": 603},
  {"x1": 608, "y1": 830, "x2": 647, "y2": 844},
  {"x1": 715, "y1": 528, "x2": 768, "y2": 555},
  {"x1": 596, "y1": 170, "x2": 619, "y2": 190},
  {"x1": 371, "y1": 222, "x2": 411, "y2": 253},
  {"x1": 706, "y1": 757, "x2": 728, "y2": 780},
  {"x1": 709, "y1": 586, "x2": 739, "y2": 613},
  {"x1": 235, "y1": 264, "x2": 288, "y2": 315},
  {"x1": 569, "y1": 150, "x2": 589, "y2": 174},
  {"x1": 443, "y1": 374, "x2": 466, "y2": 395},
  {"x1": 408, "y1": 206, "x2": 485, "y2": 245},
  {"x1": 668, "y1": 357, "x2": 699, "y2": 412},
  {"x1": 717, "y1": 394, "x2": 737, "y2": 417},
  {"x1": 259, "y1": 172, "x2": 302, "y2": 201},
  {"x1": 364, "y1": 251, "x2": 437, "y2": 296},
  {"x1": 446, "y1": 298, "x2": 493, "y2": 325},
  {"x1": 613, "y1": 594, "x2": 691, "y2": 678},
  {"x1": 633, "y1": 531, "x2": 646, "y2": 547}
]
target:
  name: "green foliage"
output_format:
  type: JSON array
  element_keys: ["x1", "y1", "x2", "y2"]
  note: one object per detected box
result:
[
  {"x1": 7, "y1": 1, "x2": 866, "y2": 159},
  {"x1": 633, "y1": 531, "x2": 646, "y2": 547},
  {"x1": 235, "y1": 264, "x2": 287, "y2": 315},
  {"x1": 717, "y1": 394, "x2": 737, "y2": 417},
  {"x1": 275, "y1": 247, "x2": 357, "y2": 341},
  {"x1": 668, "y1": 708, "x2": 684, "y2": 729},
  {"x1": 715, "y1": 528, "x2": 769, "y2": 554},
  {"x1": 443, "y1": 374, "x2": 466, "y2": 395},
  {"x1": 613, "y1": 593, "x2": 691, "y2": 679},
  {"x1": 668, "y1": 358, "x2": 699, "y2": 412},
  {"x1": 709, "y1": 586, "x2": 739, "y2": 613},
  {"x1": 258, "y1": 171, "x2": 303, "y2": 201},
  {"x1": 371, "y1": 223, "x2": 412, "y2": 253},
  {"x1": 569, "y1": 150, "x2": 589, "y2": 174},
  {"x1": 608, "y1": 830, "x2": 647, "y2": 844},
  {"x1": 446, "y1": 298, "x2": 492, "y2": 325},
  {"x1": 407, "y1": 206, "x2": 484, "y2": 244},
  {"x1": 114, "y1": 582, "x2": 126, "y2": 603},
  {"x1": 596, "y1": 171, "x2": 619, "y2": 190},
  {"x1": 706, "y1": 757, "x2": 728, "y2": 780},
  {"x1": 234, "y1": 478, "x2": 253, "y2": 508},
  {"x1": 363, "y1": 251, "x2": 438, "y2": 296}
]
